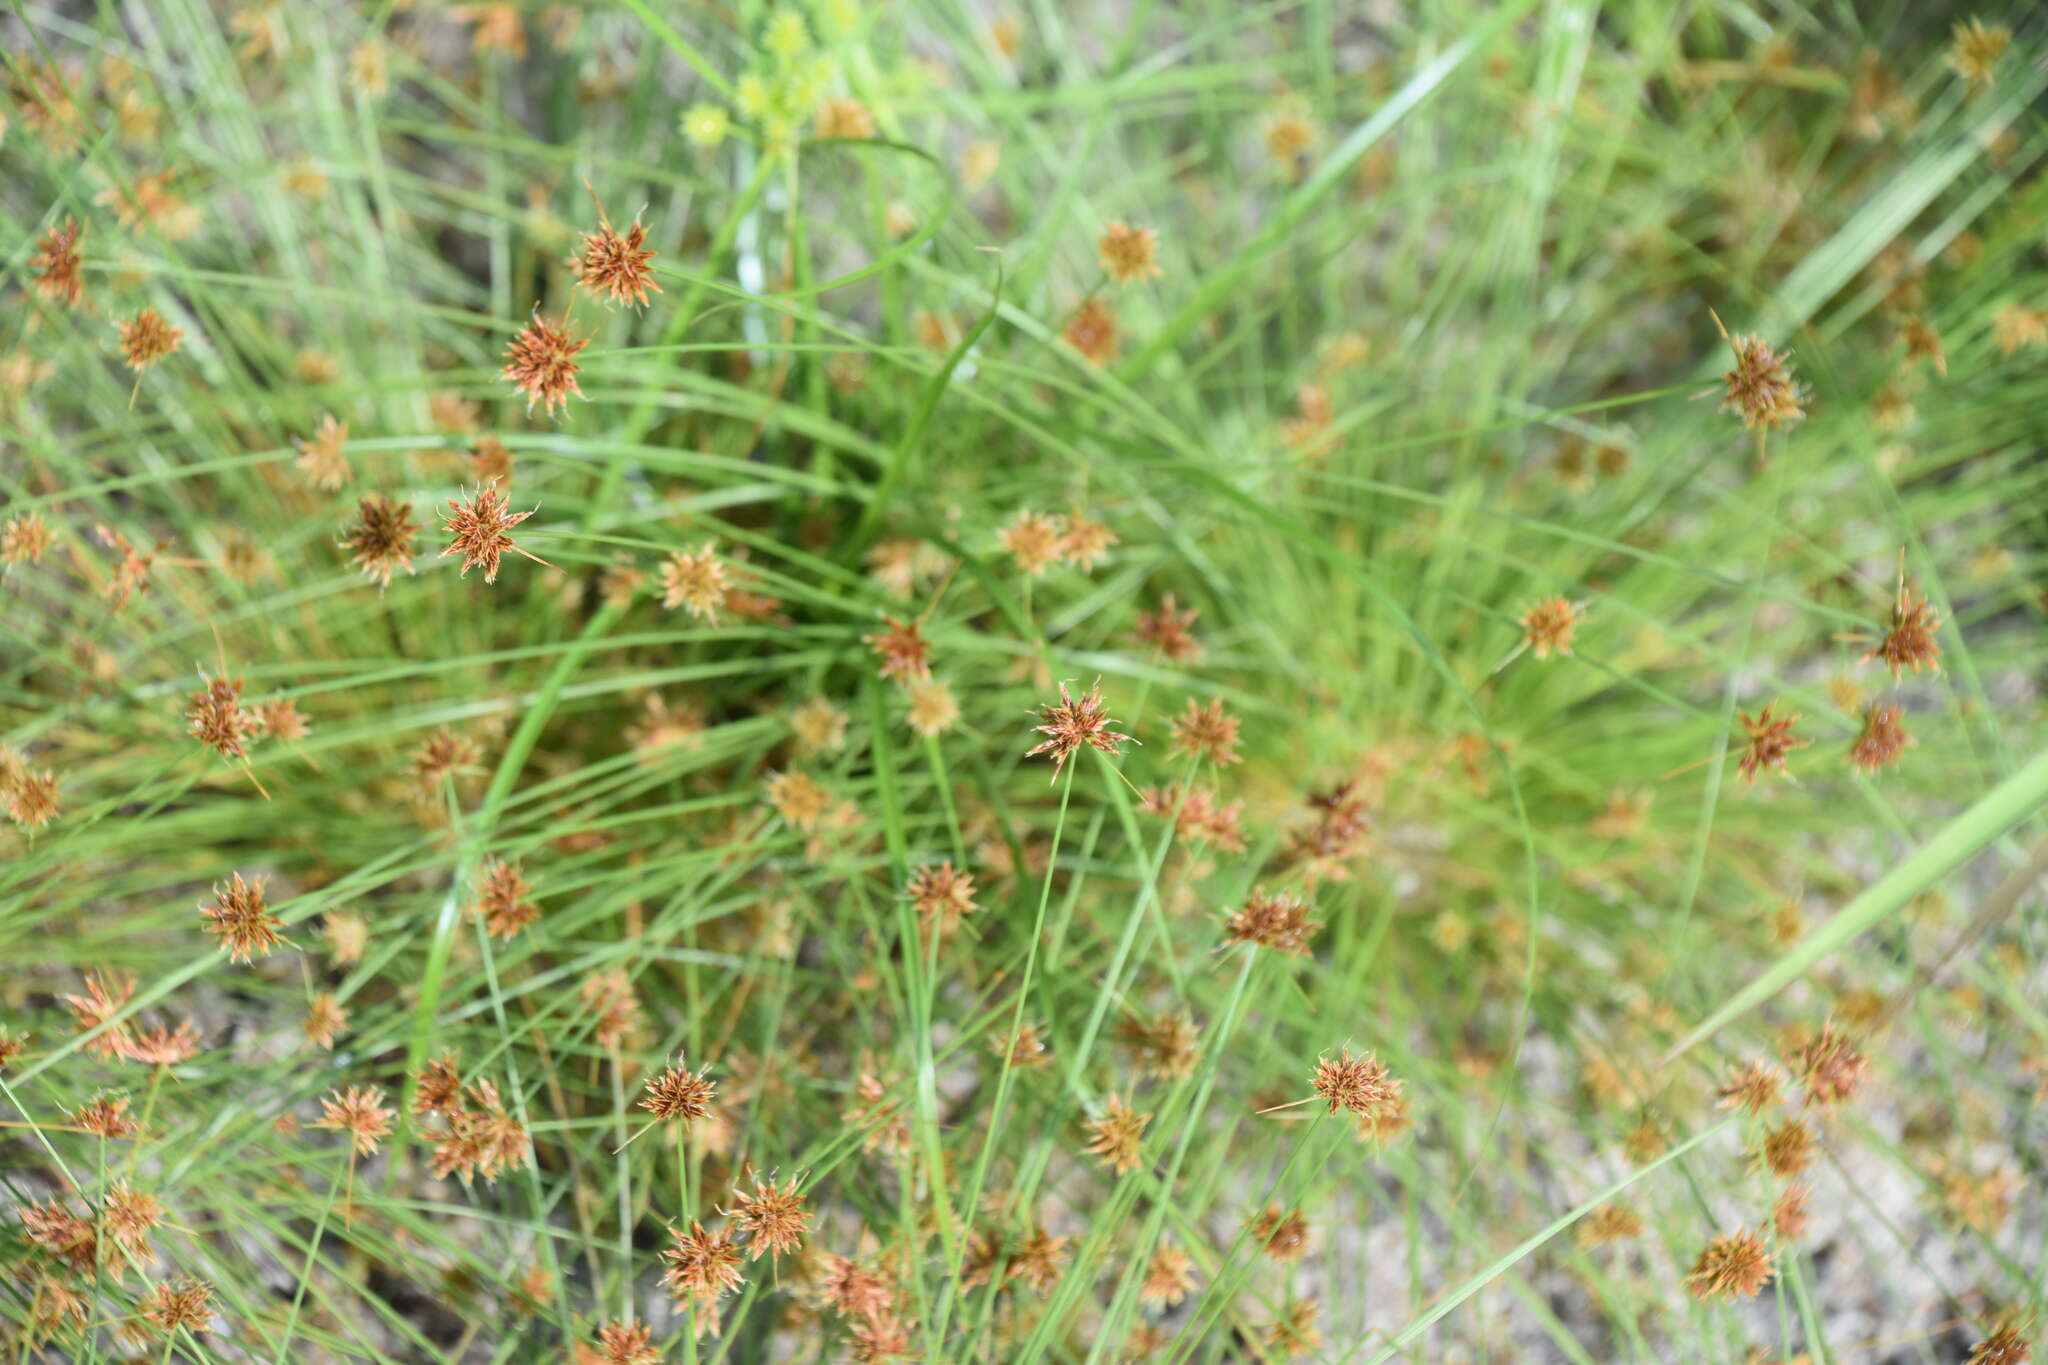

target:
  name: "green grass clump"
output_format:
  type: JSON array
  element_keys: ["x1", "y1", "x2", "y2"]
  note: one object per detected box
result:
[{"x1": 3, "y1": 3, "x2": 2046, "y2": 1361}]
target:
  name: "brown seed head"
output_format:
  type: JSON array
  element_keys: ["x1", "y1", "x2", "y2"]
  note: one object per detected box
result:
[
  {"x1": 1949, "y1": 18, "x2": 2010, "y2": 89},
  {"x1": 201, "y1": 872, "x2": 285, "y2": 962},
  {"x1": 1007, "y1": 1227, "x2": 1070, "y2": 1291},
  {"x1": 1139, "y1": 1244, "x2": 1196, "y2": 1308},
  {"x1": 1849, "y1": 703, "x2": 1912, "y2": 773},
  {"x1": 1169, "y1": 698, "x2": 1241, "y2": 766},
  {"x1": 1685, "y1": 1228, "x2": 1773, "y2": 1300},
  {"x1": 294, "y1": 414, "x2": 352, "y2": 491},
  {"x1": 254, "y1": 698, "x2": 310, "y2": 743},
  {"x1": 3, "y1": 512, "x2": 53, "y2": 565},
  {"x1": 575, "y1": 216, "x2": 661, "y2": 309},
  {"x1": 31, "y1": 217, "x2": 86, "y2": 307},
  {"x1": 1223, "y1": 887, "x2": 1320, "y2": 955},
  {"x1": 1715, "y1": 1058, "x2": 1785, "y2": 1114},
  {"x1": 339, "y1": 493, "x2": 419, "y2": 588},
  {"x1": 315, "y1": 1085, "x2": 394, "y2": 1157},
  {"x1": 303, "y1": 992, "x2": 348, "y2": 1049},
  {"x1": 187, "y1": 675, "x2": 257, "y2": 761},
  {"x1": 1790, "y1": 1019, "x2": 1868, "y2": 1107},
  {"x1": 440, "y1": 483, "x2": 545, "y2": 584},
  {"x1": 1310, "y1": 1049, "x2": 1398, "y2": 1118},
  {"x1": 64, "y1": 970, "x2": 136, "y2": 1059},
  {"x1": 1867, "y1": 582, "x2": 1942, "y2": 679},
  {"x1": 764, "y1": 770, "x2": 831, "y2": 831},
  {"x1": 1001, "y1": 509, "x2": 1066, "y2": 576},
  {"x1": 1520, "y1": 596, "x2": 1581, "y2": 659},
  {"x1": 1773, "y1": 1184, "x2": 1812, "y2": 1239},
  {"x1": 905, "y1": 678, "x2": 960, "y2": 737},
  {"x1": 864, "y1": 616, "x2": 932, "y2": 684},
  {"x1": 727, "y1": 1174, "x2": 809, "y2": 1259},
  {"x1": 414, "y1": 1052, "x2": 465, "y2": 1117},
  {"x1": 1082, "y1": 1095, "x2": 1151, "y2": 1174},
  {"x1": 1057, "y1": 509, "x2": 1117, "y2": 569},
  {"x1": 1716, "y1": 326, "x2": 1805, "y2": 431},
  {"x1": 1133, "y1": 593, "x2": 1202, "y2": 662},
  {"x1": 118, "y1": 307, "x2": 182, "y2": 371},
  {"x1": 659, "y1": 1221, "x2": 743, "y2": 1308},
  {"x1": 1249, "y1": 1206, "x2": 1310, "y2": 1262},
  {"x1": 140, "y1": 1279, "x2": 214, "y2": 1335},
  {"x1": 1967, "y1": 1324, "x2": 2032, "y2": 1365},
  {"x1": 906, "y1": 861, "x2": 977, "y2": 930},
  {"x1": 470, "y1": 858, "x2": 539, "y2": 939},
  {"x1": 640, "y1": 1057, "x2": 716, "y2": 1125},
  {"x1": 659, "y1": 543, "x2": 727, "y2": 621},
  {"x1": 501, "y1": 311, "x2": 587, "y2": 416},
  {"x1": 73, "y1": 1094, "x2": 139, "y2": 1140},
  {"x1": 585, "y1": 1321, "x2": 660, "y2": 1365},
  {"x1": 1061, "y1": 296, "x2": 1120, "y2": 365},
  {"x1": 1025, "y1": 679, "x2": 1135, "y2": 778},
  {"x1": 1736, "y1": 702, "x2": 1806, "y2": 784},
  {"x1": 103, "y1": 1181, "x2": 164, "y2": 1256},
  {"x1": 4, "y1": 768, "x2": 59, "y2": 829},
  {"x1": 1755, "y1": 1117, "x2": 1816, "y2": 1176},
  {"x1": 1097, "y1": 222, "x2": 1162, "y2": 283}
]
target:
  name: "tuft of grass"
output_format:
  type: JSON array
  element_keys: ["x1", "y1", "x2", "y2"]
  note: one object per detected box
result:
[{"x1": 3, "y1": 3, "x2": 2045, "y2": 1362}]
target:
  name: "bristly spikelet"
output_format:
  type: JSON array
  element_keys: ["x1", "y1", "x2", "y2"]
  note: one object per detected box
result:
[
  {"x1": 341, "y1": 493, "x2": 420, "y2": 588},
  {"x1": 1790, "y1": 1019, "x2": 1868, "y2": 1107},
  {"x1": 1000, "y1": 509, "x2": 1065, "y2": 576},
  {"x1": 1097, "y1": 222, "x2": 1161, "y2": 283},
  {"x1": 640, "y1": 1057, "x2": 716, "y2": 1125},
  {"x1": 1848, "y1": 703, "x2": 1912, "y2": 773},
  {"x1": 200, "y1": 872, "x2": 286, "y2": 963},
  {"x1": 1168, "y1": 698, "x2": 1241, "y2": 766},
  {"x1": 501, "y1": 310, "x2": 587, "y2": 416},
  {"x1": 725, "y1": 1174, "x2": 809, "y2": 1259},
  {"x1": 1519, "y1": 596, "x2": 1580, "y2": 659},
  {"x1": 1711, "y1": 314, "x2": 1805, "y2": 431},
  {"x1": 1714, "y1": 1058, "x2": 1784, "y2": 1114},
  {"x1": 1308, "y1": 1049, "x2": 1400, "y2": 1119},
  {"x1": 1025, "y1": 679, "x2": 1135, "y2": 777},
  {"x1": 187, "y1": 675, "x2": 258, "y2": 761},
  {"x1": 574, "y1": 209, "x2": 661, "y2": 309},
  {"x1": 1061, "y1": 295, "x2": 1120, "y2": 365},
  {"x1": 659, "y1": 543, "x2": 727, "y2": 621},
  {"x1": 1684, "y1": 1228, "x2": 1773, "y2": 1301},
  {"x1": 1223, "y1": 887, "x2": 1320, "y2": 955},
  {"x1": 314, "y1": 1085, "x2": 394, "y2": 1156},
  {"x1": 470, "y1": 859, "x2": 539, "y2": 939},
  {"x1": 1736, "y1": 702, "x2": 1806, "y2": 784},
  {"x1": 1948, "y1": 18, "x2": 2010, "y2": 90},
  {"x1": 440, "y1": 484, "x2": 549, "y2": 584},
  {"x1": 1965, "y1": 1323, "x2": 2032, "y2": 1365},
  {"x1": 1081, "y1": 1095, "x2": 1150, "y2": 1174},
  {"x1": 118, "y1": 307, "x2": 182, "y2": 371},
  {"x1": 1133, "y1": 593, "x2": 1202, "y2": 662},
  {"x1": 906, "y1": 861, "x2": 977, "y2": 931},
  {"x1": 294, "y1": 413, "x2": 352, "y2": 491},
  {"x1": 3, "y1": 512, "x2": 53, "y2": 565},
  {"x1": 31, "y1": 217, "x2": 86, "y2": 307},
  {"x1": 1867, "y1": 579, "x2": 1942, "y2": 679},
  {"x1": 864, "y1": 616, "x2": 932, "y2": 684}
]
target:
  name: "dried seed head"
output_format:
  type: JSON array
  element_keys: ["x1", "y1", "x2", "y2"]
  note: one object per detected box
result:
[
  {"x1": 659, "y1": 1221, "x2": 743, "y2": 1309},
  {"x1": 1576, "y1": 1203, "x2": 1644, "y2": 1247},
  {"x1": 65, "y1": 971, "x2": 136, "y2": 1060},
  {"x1": 1773, "y1": 1184, "x2": 1812, "y2": 1239},
  {"x1": 727, "y1": 1174, "x2": 809, "y2": 1259},
  {"x1": 501, "y1": 311, "x2": 587, "y2": 417},
  {"x1": 73, "y1": 1094, "x2": 138, "y2": 1139},
  {"x1": 864, "y1": 616, "x2": 932, "y2": 684},
  {"x1": 1790, "y1": 1019, "x2": 1868, "y2": 1107},
  {"x1": 1000, "y1": 509, "x2": 1065, "y2": 576},
  {"x1": 814, "y1": 97, "x2": 876, "y2": 139},
  {"x1": 1755, "y1": 1118, "x2": 1816, "y2": 1177},
  {"x1": 1736, "y1": 703, "x2": 1806, "y2": 784},
  {"x1": 1025, "y1": 679, "x2": 1135, "y2": 778},
  {"x1": 20, "y1": 1200, "x2": 96, "y2": 1272},
  {"x1": 2, "y1": 512, "x2": 53, "y2": 565},
  {"x1": 139, "y1": 1279, "x2": 214, "y2": 1335},
  {"x1": 575, "y1": 215, "x2": 661, "y2": 309},
  {"x1": 294, "y1": 414, "x2": 351, "y2": 491},
  {"x1": 584, "y1": 1321, "x2": 660, "y2": 1365},
  {"x1": 1684, "y1": 1228, "x2": 1773, "y2": 1301},
  {"x1": 1715, "y1": 1059, "x2": 1785, "y2": 1114},
  {"x1": 1169, "y1": 698, "x2": 1241, "y2": 766},
  {"x1": 414, "y1": 1052, "x2": 464, "y2": 1117},
  {"x1": 440, "y1": 484, "x2": 546, "y2": 584},
  {"x1": 470, "y1": 859, "x2": 539, "y2": 939},
  {"x1": 905, "y1": 678, "x2": 960, "y2": 737},
  {"x1": 1966, "y1": 1324, "x2": 2032, "y2": 1365},
  {"x1": 103, "y1": 1181, "x2": 164, "y2": 1256},
  {"x1": 659, "y1": 543, "x2": 727, "y2": 621},
  {"x1": 1223, "y1": 887, "x2": 1320, "y2": 955},
  {"x1": 1519, "y1": 596, "x2": 1580, "y2": 659},
  {"x1": 1901, "y1": 316, "x2": 1946, "y2": 375},
  {"x1": 187, "y1": 675, "x2": 256, "y2": 761},
  {"x1": 764, "y1": 770, "x2": 830, "y2": 831},
  {"x1": 117, "y1": 307, "x2": 182, "y2": 371},
  {"x1": 906, "y1": 861, "x2": 977, "y2": 930},
  {"x1": 1007, "y1": 1228, "x2": 1070, "y2": 1291},
  {"x1": 1058, "y1": 508, "x2": 1117, "y2": 569},
  {"x1": 315, "y1": 1085, "x2": 394, "y2": 1156},
  {"x1": 1139, "y1": 1245, "x2": 1196, "y2": 1309},
  {"x1": 1133, "y1": 593, "x2": 1202, "y2": 662},
  {"x1": 201, "y1": 872, "x2": 285, "y2": 962},
  {"x1": 30, "y1": 217, "x2": 86, "y2": 307},
  {"x1": 1119, "y1": 1009, "x2": 1200, "y2": 1081},
  {"x1": 412, "y1": 727, "x2": 482, "y2": 791},
  {"x1": 1867, "y1": 581, "x2": 1942, "y2": 679},
  {"x1": 1948, "y1": 18, "x2": 2010, "y2": 89},
  {"x1": 1849, "y1": 703, "x2": 1912, "y2": 773},
  {"x1": 4, "y1": 767, "x2": 59, "y2": 829},
  {"x1": 1097, "y1": 222, "x2": 1161, "y2": 284},
  {"x1": 640, "y1": 1057, "x2": 716, "y2": 1125},
  {"x1": 1714, "y1": 322, "x2": 1805, "y2": 431},
  {"x1": 1249, "y1": 1206, "x2": 1310, "y2": 1262},
  {"x1": 1309, "y1": 1049, "x2": 1399, "y2": 1119},
  {"x1": 339, "y1": 493, "x2": 419, "y2": 589},
  {"x1": 1061, "y1": 296, "x2": 1120, "y2": 365},
  {"x1": 1081, "y1": 1095, "x2": 1150, "y2": 1174},
  {"x1": 302, "y1": 992, "x2": 348, "y2": 1049},
  {"x1": 254, "y1": 698, "x2": 309, "y2": 743}
]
